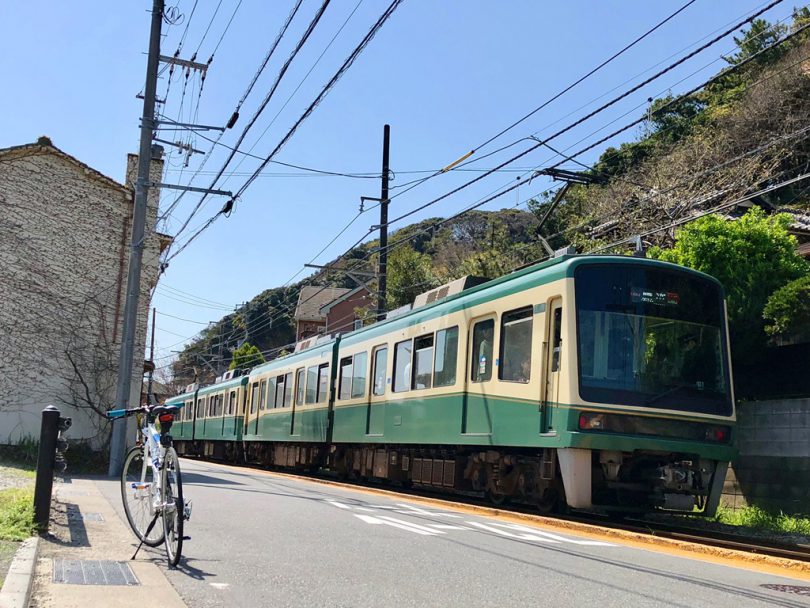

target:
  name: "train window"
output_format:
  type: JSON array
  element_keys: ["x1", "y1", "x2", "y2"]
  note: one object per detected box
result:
[
  {"x1": 216, "y1": 395, "x2": 223, "y2": 416},
  {"x1": 317, "y1": 363, "x2": 330, "y2": 403},
  {"x1": 412, "y1": 335, "x2": 434, "y2": 390},
  {"x1": 250, "y1": 383, "x2": 259, "y2": 414},
  {"x1": 284, "y1": 372, "x2": 293, "y2": 406},
  {"x1": 196, "y1": 398, "x2": 204, "y2": 419},
  {"x1": 228, "y1": 392, "x2": 236, "y2": 415},
  {"x1": 296, "y1": 368, "x2": 305, "y2": 405},
  {"x1": 339, "y1": 356, "x2": 353, "y2": 400},
  {"x1": 275, "y1": 375, "x2": 285, "y2": 408},
  {"x1": 393, "y1": 340, "x2": 412, "y2": 393},
  {"x1": 259, "y1": 380, "x2": 267, "y2": 411},
  {"x1": 305, "y1": 367, "x2": 317, "y2": 404},
  {"x1": 351, "y1": 352, "x2": 368, "y2": 398},
  {"x1": 207, "y1": 396, "x2": 214, "y2": 417},
  {"x1": 471, "y1": 319, "x2": 495, "y2": 382},
  {"x1": 434, "y1": 326, "x2": 459, "y2": 387},
  {"x1": 373, "y1": 347, "x2": 388, "y2": 396},
  {"x1": 551, "y1": 307, "x2": 562, "y2": 373},
  {"x1": 500, "y1": 307, "x2": 533, "y2": 383}
]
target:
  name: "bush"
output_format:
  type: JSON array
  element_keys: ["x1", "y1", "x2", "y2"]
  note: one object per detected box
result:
[
  {"x1": 0, "y1": 488, "x2": 35, "y2": 541},
  {"x1": 764, "y1": 274, "x2": 810, "y2": 339}
]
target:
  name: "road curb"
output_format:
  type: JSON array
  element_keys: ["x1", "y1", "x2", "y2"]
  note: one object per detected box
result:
[
  {"x1": 0, "y1": 536, "x2": 39, "y2": 608},
  {"x1": 198, "y1": 459, "x2": 810, "y2": 579}
]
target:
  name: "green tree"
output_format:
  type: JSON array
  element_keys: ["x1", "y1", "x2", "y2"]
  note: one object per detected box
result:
[
  {"x1": 763, "y1": 274, "x2": 810, "y2": 340},
  {"x1": 650, "y1": 207, "x2": 807, "y2": 363},
  {"x1": 229, "y1": 342, "x2": 265, "y2": 371},
  {"x1": 386, "y1": 246, "x2": 438, "y2": 309}
]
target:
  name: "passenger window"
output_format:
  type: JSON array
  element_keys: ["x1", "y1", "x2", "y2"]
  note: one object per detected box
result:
[
  {"x1": 305, "y1": 367, "x2": 317, "y2": 404},
  {"x1": 274, "y1": 375, "x2": 284, "y2": 408},
  {"x1": 393, "y1": 340, "x2": 412, "y2": 393},
  {"x1": 317, "y1": 363, "x2": 330, "y2": 403},
  {"x1": 373, "y1": 347, "x2": 388, "y2": 396},
  {"x1": 471, "y1": 319, "x2": 494, "y2": 382},
  {"x1": 339, "y1": 356, "x2": 353, "y2": 400},
  {"x1": 412, "y1": 335, "x2": 434, "y2": 390},
  {"x1": 351, "y1": 352, "x2": 368, "y2": 398},
  {"x1": 500, "y1": 307, "x2": 533, "y2": 383},
  {"x1": 259, "y1": 380, "x2": 267, "y2": 410},
  {"x1": 434, "y1": 326, "x2": 459, "y2": 387},
  {"x1": 250, "y1": 383, "x2": 259, "y2": 413},
  {"x1": 296, "y1": 368, "x2": 305, "y2": 405},
  {"x1": 284, "y1": 372, "x2": 293, "y2": 407},
  {"x1": 229, "y1": 392, "x2": 236, "y2": 415},
  {"x1": 552, "y1": 307, "x2": 563, "y2": 373}
]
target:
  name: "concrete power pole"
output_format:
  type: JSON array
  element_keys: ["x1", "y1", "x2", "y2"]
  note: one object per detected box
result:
[
  {"x1": 376, "y1": 124, "x2": 391, "y2": 321},
  {"x1": 108, "y1": 0, "x2": 165, "y2": 476}
]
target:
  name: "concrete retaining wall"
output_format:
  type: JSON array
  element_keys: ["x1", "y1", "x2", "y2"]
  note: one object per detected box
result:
[{"x1": 722, "y1": 398, "x2": 810, "y2": 514}]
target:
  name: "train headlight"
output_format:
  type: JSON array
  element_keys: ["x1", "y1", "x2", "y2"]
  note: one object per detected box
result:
[
  {"x1": 578, "y1": 412, "x2": 605, "y2": 430},
  {"x1": 704, "y1": 426, "x2": 730, "y2": 442}
]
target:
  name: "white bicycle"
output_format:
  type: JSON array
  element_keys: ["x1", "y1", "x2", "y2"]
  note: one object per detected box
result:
[{"x1": 106, "y1": 404, "x2": 190, "y2": 567}]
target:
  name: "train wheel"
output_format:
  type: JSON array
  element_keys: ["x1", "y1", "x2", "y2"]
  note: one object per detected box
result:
[{"x1": 486, "y1": 489, "x2": 509, "y2": 506}]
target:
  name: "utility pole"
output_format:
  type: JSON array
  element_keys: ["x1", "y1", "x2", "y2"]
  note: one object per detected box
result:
[
  {"x1": 108, "y1": 0, "x2": 164, "y2": 476},
  {"x1": 377, "y1": 124, "x2": 391, "y2": 321}
]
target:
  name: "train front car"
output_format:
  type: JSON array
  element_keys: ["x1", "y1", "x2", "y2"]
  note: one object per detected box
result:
[{"x1": 561, "y1": 258, "x2": 735, "y2": 516}]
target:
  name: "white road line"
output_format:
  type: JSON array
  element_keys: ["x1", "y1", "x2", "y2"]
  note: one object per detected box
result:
[
  {"x1": 354, "y1": 513, "x2": 438, "y2": 535},
  {"x1": 494, "y1": 522, "x2": 615, "y2": 546},
  {"x1": 209, "y1": 583, "x2": 230, "y2": 589},
  {"x1": 428, "y1": 524, "x2": 470, "y2": 530},
  {"x1": 354, "y1": 507, "x2": 377, "y2": 512},
  {"x1": 377, "y1": 515, "x2": 446, "y2": 535},
  {"x1": 395, "y1": 503, "x2": 462, "y2": 517},
  {"x1": 326, "y1": 500, "x2": 351, "y2": 510},
  {"x1": 468, "y1": 521, "x2": 560, "y2": 543}
]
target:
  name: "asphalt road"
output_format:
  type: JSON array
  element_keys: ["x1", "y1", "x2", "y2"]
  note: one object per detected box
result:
[{"x1": 96, "y1": 459, "x2": 810, "y2": 608}]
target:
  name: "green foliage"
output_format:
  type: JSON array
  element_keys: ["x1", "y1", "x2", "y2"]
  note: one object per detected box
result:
[
  {"x1": 724, "y1": 18, "x2": 787, "y2": 66},
  {"x1": 0, "y1": 488, "x2": 35, "y2": 541},
  {"x1": 229, "y1": 342, "x2": 265, "y2": 371},
  {"x1": 650, "y1": 208, "x2": 808, "y2": 362},
  {"x1": 764, "y1": 274, "x2": 810, "y2": 338},
  {"x1": 713, "y1": 504, "x2": 810, "y2": 534},
  {"x1": 386, "y1": 246, "x2": 438, "y2": 309}
]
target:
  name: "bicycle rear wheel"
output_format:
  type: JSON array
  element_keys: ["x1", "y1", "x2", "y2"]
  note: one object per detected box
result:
[
  {"x1": 121, "y1": 446, "x2": 164, "y2": 547},
  {"x1": 161, "y1": 447, "x2": 184, "y2": 567}
]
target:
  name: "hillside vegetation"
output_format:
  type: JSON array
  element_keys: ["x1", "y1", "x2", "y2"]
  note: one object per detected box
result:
[{"x1": 172, "y1": 14, "x2": 810, "y2": 386}]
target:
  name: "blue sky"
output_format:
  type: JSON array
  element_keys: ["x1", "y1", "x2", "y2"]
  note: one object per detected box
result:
[{"x1": 0, "y1": 1, "x2": 797, "y2": 368}]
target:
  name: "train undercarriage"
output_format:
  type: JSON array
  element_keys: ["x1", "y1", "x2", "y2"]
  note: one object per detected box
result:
[{"x1": 175, "y1": 439, "x2": 727, "y2": 516}]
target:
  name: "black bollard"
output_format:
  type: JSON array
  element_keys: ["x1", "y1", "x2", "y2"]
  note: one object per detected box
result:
[{"x1": 33, "y1": 405, "x2": 61, "y2": 532}]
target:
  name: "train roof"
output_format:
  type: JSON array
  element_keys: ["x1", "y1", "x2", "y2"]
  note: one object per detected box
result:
[{"x1": 338, "y1": 254, "x2": 723, "y2": 347}]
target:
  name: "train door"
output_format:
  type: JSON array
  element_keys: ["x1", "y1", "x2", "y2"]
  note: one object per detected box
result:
[
  {"x1": 245, "y1": 381, "x2": 259, "y2": 437},
  {"x1": 291, "y1": 367, "x2": 305, "y2": 436},
  {"x1": 367, "y1": 345, "x2": 387, "y2": 435},
  {"x1": 541, "y1": 298, "x2": 563, "y2": 433},
  {"x1": 463, "y1": 315, "x2": 495, "y2": 435}
]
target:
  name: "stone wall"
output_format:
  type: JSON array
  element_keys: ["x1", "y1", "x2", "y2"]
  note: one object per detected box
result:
[
  {"x1": 0, "y1": 139, "x2": 163, "y2": 447},
  {"x1": 722, "y1": 398, "x2": 810, "y2": 514}
]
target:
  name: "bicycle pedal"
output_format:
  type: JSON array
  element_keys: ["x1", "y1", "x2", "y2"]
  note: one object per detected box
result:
[{"x1": 182, "y1": 536, "x2": 192, "y2": 540}]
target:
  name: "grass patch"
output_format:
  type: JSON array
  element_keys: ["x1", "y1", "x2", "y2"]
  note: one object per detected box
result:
[
  {"x1": 0, "y1": 487, "x2": 35, "y2": 541},
  {"x1": 714, "y1": 504, "x2": 810, "y2": 536}
]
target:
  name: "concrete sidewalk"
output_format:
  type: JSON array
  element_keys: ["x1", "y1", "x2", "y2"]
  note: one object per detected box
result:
[{"x1": 28, "y1": 477, "x2": 186, "y2": 608}]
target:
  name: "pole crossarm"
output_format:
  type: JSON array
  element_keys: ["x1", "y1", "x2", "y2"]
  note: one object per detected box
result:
[
  {"x1": 154, "y1": 120, "x2": 225, "y2": 132},
  {"x1": 159, "y1": 54, "x2": 209, "y2": 72},
  {"x1": 149, "y1": 182, "x2": 232, "y2": 197}
]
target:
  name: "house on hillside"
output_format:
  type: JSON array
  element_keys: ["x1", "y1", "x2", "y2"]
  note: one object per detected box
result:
[
  {"x1": 0, "y1": 137, "x2": 170, "y2": 446},
  {"x1": 320, "y1": 285, "x2": 373, "y2": 334},
  {"x1": 293, "y1": 286, "x2": 351, "y2": 341}
]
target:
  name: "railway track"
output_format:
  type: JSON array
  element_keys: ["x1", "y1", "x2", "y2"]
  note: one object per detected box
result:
[{"x1": 195, "y1": 455, "x2": 810, "y2": 564}]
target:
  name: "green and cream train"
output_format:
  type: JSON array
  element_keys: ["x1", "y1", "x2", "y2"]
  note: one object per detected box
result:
[{"x1": 166, "y1": 255, "x2": 736, "y2": 515}]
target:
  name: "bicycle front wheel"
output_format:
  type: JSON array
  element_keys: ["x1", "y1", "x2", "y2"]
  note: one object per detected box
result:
[
  {"x1": 121, "y1": 446, "x2": 164, "y2": 547},
  {"x1": 161, "y1": 447, "x2": 184, "y2": 567}
]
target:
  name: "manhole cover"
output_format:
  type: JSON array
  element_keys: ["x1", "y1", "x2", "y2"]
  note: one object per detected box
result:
[
  {"x1": 52, "y1": 559, "x2": 139, "y2": 585},
  {"x1": 760, "y1": 584, "x2": 810, "y2": 596}
]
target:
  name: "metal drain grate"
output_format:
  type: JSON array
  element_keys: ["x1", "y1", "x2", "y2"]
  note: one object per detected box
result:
[
  {"x1": 52, "y1": 559, "x2": 139, "y2": 585},
  {"x1": 66, "y1": 511, "x2": 105, "y2": 522},
  {"x1": 761, "y1": 584, "x2": 810, "y2": 596}
]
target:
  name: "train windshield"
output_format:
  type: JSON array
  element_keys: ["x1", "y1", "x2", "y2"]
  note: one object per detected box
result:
[{"x1": 575, "y1": 264, "x2": 732, "y2": 416}]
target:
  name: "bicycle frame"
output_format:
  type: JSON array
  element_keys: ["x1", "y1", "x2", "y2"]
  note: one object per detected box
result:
[{"x1": 132, "y1": 414, "x2": 167, "y2": 517}]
